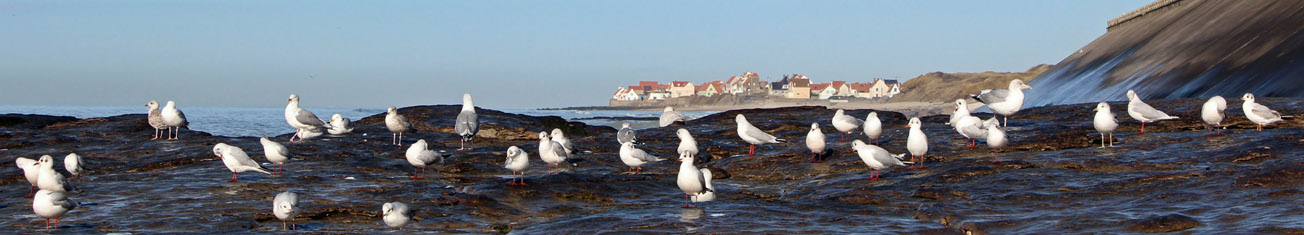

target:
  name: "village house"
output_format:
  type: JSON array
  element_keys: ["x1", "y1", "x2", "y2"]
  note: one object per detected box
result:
[
  {"x1": 769, "y1": 75, "x2": 790, "y2": 96},
  {"x1": 669, "y1": 81, "x2": 696, "y2": 98},
  {"x1": 849, "y1": 82, "x2": 873, "y2": 98},
  {"x1": 863, "y1": 78, "x2": 902, "y2": 98},
  {"x1": 725, "y1": 72, "x2": 765, "y2": 94},
  {"x1": 697, "y1": 81, "x2": 724, "y2": 97},
  {"x1": 612, "y1": 86, "x2": 642, "y2": 101},
  {"x1": 787, "y1": 76, "x2": 811, "y2": 99}
]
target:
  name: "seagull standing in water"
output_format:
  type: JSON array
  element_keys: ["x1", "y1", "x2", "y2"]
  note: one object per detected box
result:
[
  {"x1": 971, "y1": 79, "x2": 1032, "y2": 126},
  {"x1": 382, "y1": 202, "x2": 412, "y2": 230},
  {"x1": 63, "y1": 153, "x2": 87, "y2": 178},
  {"x1": 32, "y1": 189, "x2": 77, "y2": 230},
  {"x1": 16, "y1": 157, "x2": 39, "y2": 198},
  {"x1": 386, "y1": 106, "x2": 414, "y2": 146},
  {"x1": 986, "y1": 124, "x2": 1008, "y2": 164},
  {"x1": 1201, "y1": 96, "x2": 1227, "y2": 136},
  {"x1": 1126, "y1": 90, "x2": 1179, "y2": 134},
  {"x1": 36, "y1": 155, "x2": 77, "y2": 193},
  {"x1": 676, "y1": 152, "x2": 711, "y2": 208},
  {"x1": 660, "y1": 106, "x2": 685, "y2": 127},
  {"x1": 260, "y1": 137, "x2": 292, "y2": 175},
  {"x1": 832, "y1": 109, "x2": 862, "y2": 142},
  {"x1": 551, "y1": 128, "x2": 575, "y2": 158},
  {"x1": 539, "y1": 132, "x2": 569, "y2": 174},
  {"x1": 1093, "y1": 102, "x2": 1119, "y2": 148},
  {"x1": 736, "y1": 114, "x2": 784, "y2": 157},
  {"x1": 504, "y1": 146, "x2": 530, "y2": 186},
  {"x1": 1242, "y1": 93, "x2": 1287, "y2": 131},
  {"x1": 851, "y1": 140, "x2": 908, "y2": 180},
  {"x1": 273, "y1": 191, "x2": 299, "y2": 230},
  {"x1": 405, "y1": 139, "x2": 444, "y2": 180},
  {"x1": 864, "y1": 112, "x2": 883, "y2": 145},
  {"x1": 620, "y1": 142, "x2": 664, "y2": 174},
  {"x1": 455, "y1": 93, "x2": 480, "y2": 150}
]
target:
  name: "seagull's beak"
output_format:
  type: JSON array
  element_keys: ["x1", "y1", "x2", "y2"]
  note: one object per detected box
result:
[
  {"x1": 1023, "y1": 85, "x2": 1032, "y2": 90},
  {"x1": 287, "y1": 98, "x2": 293, "y2": 101},
  {"x1": 1240, "y1": 97, "x2": 1246, "y2": 101},
  {"x1": 288, "y1": 208, "x2": 294, "y2": 213},
  {"x1": 904, "y1": 124, "x2": 911, "y2": 128},
  {"x1": 1092, "y1": 107, "x2": 1098, "y2": 111}
]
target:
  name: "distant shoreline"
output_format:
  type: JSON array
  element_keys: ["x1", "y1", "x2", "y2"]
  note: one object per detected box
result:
[{"x1": 543, "y1": 101, "x2": 949, "y2": 117}]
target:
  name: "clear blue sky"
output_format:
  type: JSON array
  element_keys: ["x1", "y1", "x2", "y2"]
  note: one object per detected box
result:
[{"x1": 0, "y1": 0, "x2": 1148, "y2": 109}]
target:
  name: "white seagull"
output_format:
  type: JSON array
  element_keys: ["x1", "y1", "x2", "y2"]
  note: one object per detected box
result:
[
  {"x1": 805, "y1": 123, "x2": 826, "y2": 163},
  {"x1": 273, "y1": 191, "x2": 299, "y2": 230},
  {"x1": 213, "y1": 143, "x2": 272, "y2": 182},
  {"x1": 851, "y1": 140, "x2": 908, "y2": 180},
  {"x1": 161, "y1": 100, "x2": 189, "y2": 140},
  {"x1": 550, "y1": 128, "x2": 575, "y2": 158},
  {"x1": 146, "y1": 100, "x2": 167, "y2": 140},
  {"x1": 36, "y1": 155, "x2": 77, "y2": 193},
  {"x1": 864, "y1": 112, "x2": 883, "y2": 145},
  {"x1": 1093, "y1": 102, "x2": 1119, "y2": 148},
  {"x1": 1201, "y1": 96, "x2": 1227, "y2": 136},
  {"x1": 986, "y1": 124, "x2": 1008, "y2": 164},
  {"x1": 539, "y1": 132, "x2": 569, "y2": 175},
  {"x1": 32, "y1": 189, "x2": 77, "y2": 230},
  {"x1": 285, "y1": 94, "x2": 328, "y2": 142},
  {"x1": 692, "y1": 168, "x2": 716, "y2": 203},
  {"x1": 971, "y1": 79, "x2": 1032, "y2": 126},
  {"x1": 676, "y1": 152, "x2": 711, "y2": 208},
  {"x1": 382, "y1": 202, "x2": 413, "y2": 230},
  {"x1": 405, "y1": 139, "x2": 444, "y2": 180},
  {"x1": 16, "y1": 157, "x2": 39, "y2": 198},
  {"x1": 385, "y1": 106, "x2": 413, "y2": 146},
  {"x1": 736, "y1": 114, "x2": 784, "y2": 157},
  {"x1": 63, "y1": 153, "x2": 86, "y2": 178},
  {"x1": 905, "y1": 117, "x2": 928, "y2": 169},
  {"x1": 832, "y1": 109, "x2": 863, "y2": 142},
  {"x1": 260, "y1": 137, "x2": 292, "y2": 175},
  {"x1": 676, "y1": 128, "x2": 698, "y2": 157},
  {"x1": 660, "y1": 106, "x2": 685, "y2": 127},
  {"x1": 504, "y1": 146, "x2": 530, "y2": 186},
  {"x1": 1126, "y1": 90, "x2": 1179, "y2": 134},
  {"x1": 620, "y1": 141, "x2": 664, "y2": 174},
  {"x1": 327, "y1": 113, "x2": 354, "y2": 135},
  {"x1": 1242, "y1": 93, "x2": 1287, "y2": 131},
  {"x1": 456, "y1": 93, "x2": 480, "y2": 151}
]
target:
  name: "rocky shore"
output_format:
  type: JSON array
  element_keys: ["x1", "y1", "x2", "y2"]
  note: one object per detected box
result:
[{"x1": 1, "y1": 99, "x2": 1301, "y2": 233}]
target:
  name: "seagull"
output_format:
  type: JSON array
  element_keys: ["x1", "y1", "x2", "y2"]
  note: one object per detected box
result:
[
  {"x1": 832, "y1": 109, "x2": 862, "y2": 142},
  {"x1": 385, "y1": 106, "x2": 414, "y2": 146},
  {"x1": 676, "y1": 152, "x2": 711, "y2": 208},
  {"x1": 971, "y1": 79, "x2": 1032, "y2": 126},
  {"x1": 146, "y1": 100, "x2": 167, "y2": 140},
  {"x1": 16, "y1": 157, "x2": 39, "y2": 198},
  {"x1": 1201, "y1": 96, "x2": 1227, "y2": 136},
  {"x1": 504, "y1": 146, "x2": 530, "y2": 186},
  {"x1": 864, "y1": 112, "x2": 883, "y2": 145},
  {"x1": 212, "y1": 143, "x2": 272, "y2": 182},
  {"x1": 1093, "y1": 102, "x2": 1119, "y2": 148},
  {"x1": 676, "y1": 128, "x2": 698, "y2": 157},
  {"x1": 550, "y1": 128, "x2": 575, "y2": 158},
  {"x1": 63, "y1": 153, "x2": 86, "y2": 178},
  {"x1": 851, "y1": 140, "x2": 908, "y2": 180},
  {"x1": 538, "y1": 132, "x2": 569, "y2": 174},
  {"x1": 294, "y1": 128, "x2": 325, "y2": 141},
  {"x1": 36, "y1": 155, "x2": 77, "y2": 193},
  {"x1": 382, "y1": 202, "x2": 412, "y2": 230},
  {"x1": 805, "y1": 123, "x2": 826, "y2": 163},
  {"x1": 905, "y1": 117, "x2": 928, "y2": 169},
  {"x1": 1242, "y1": 93, "x2": 1287, "y2": 131},
  {"x1": 273, "y1": 191, "x2": 299, "y2": 230},
  {"x1": 948, "y1": 99, "x2": 970, "y2": 127},
  {"x1": 1126, "y1": 90, "x2": 1179, "y2": 134},
  {"x1": 32, "y1": 189, "x2": 77, "y2": 230},
  {"x1": 260, "y1": 137, "x2": 292, "y2": 175},
  {"x1": 161, "y1": 100, "x2": 189, "y2": 140},
  {"x1": 953, "y1": 115, "x2": 987, "y2": 148},
  {"x1": 692, "y1": 168, "x2": 715, "y2": 203},
  {"x1": 456, "y1": 93, "x2": 480, "y2": 151},
  {"x1": 285, "y1": 94, "x2": 328, "y2": 142},
  {"x1": 620, "y1": 142, "x2": 663, "y2": 174},
  {"x1": 405, "y1": 139, "x2": 444, "y2": 180},
  {"x1": 736, "y1": 114, "x2": 784, "y2": 157},
  {"x1": 660, "y1": 106, "x2": 685, "y2": 127},
  {"x1": 327, "y1": 113, "x2": 354, "y2": 135},
  {"x1": 617, "y1": 123, "x2": 637, "y2": 145},
  {"x1": 986, "y1": 124, "x2": 1008, "y2": 164}
]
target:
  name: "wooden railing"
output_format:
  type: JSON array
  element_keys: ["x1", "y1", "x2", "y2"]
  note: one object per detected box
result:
[{"x1": 1107, "y1": 0, "x2": 1182, "y2": 31}]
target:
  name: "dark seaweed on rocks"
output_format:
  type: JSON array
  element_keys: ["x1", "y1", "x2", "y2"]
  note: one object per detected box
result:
[{"x1": 1, "y1": 99, "x2": 1302, "y2": 233}]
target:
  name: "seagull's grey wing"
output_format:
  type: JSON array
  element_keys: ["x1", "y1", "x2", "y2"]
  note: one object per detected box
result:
[
  {"x1": 744, "y1": 126, "x2": 777, "y2": 142},
  {"x1": 660, "y1": 111, "x2": 684, "y2": 127},
  {"x1": 697, "y1": 168, "x2": 712, "y2": 193},
  {"x1": 49, "y1": 192, "x2": 78, "y2": 210},
  {"x1": 1251, "y1": 103, "x2": 1282, "y2": 119},
  {"x1": 230, "y1": 149, "x2": 261, "y2": 167},
  {"x1": 974, "y1": 89, "x2": 1010, "y2": 104},
  {"x1": 148, "y1": 109, "x2": 165, "y2": 128},
  {"x1": 296, "y1": 108, "x2": 326, "y2": 127},
  {"x1": 632, "y1": 148, "x2": 657, "y2": 162},
  {"x1": 176, "y1": 109, "x2": 189, "y2": 127},
  {"x1": 455, "y1": 111, "x2": 479, "y2": 136},
  {"x1": 273, "y1": 145, "x2": 291, "y2": 158},
  {"x1": 617, "y1": 128, "x2": 635, "y2": 143},
  {"x1": 1132, "y1": 101, "x2": 1172, "y2": 119},
  {"x1": 549, "y1": 141, "x2": 568, "y2": 160},
  {"x1": 395, "y1": 114, "x2": 413, "y2": 129}
]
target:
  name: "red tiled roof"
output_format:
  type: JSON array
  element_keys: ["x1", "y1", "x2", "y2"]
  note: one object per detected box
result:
[
  {"x1": 671, "y1": 81, "x2": 692, "y2": 87},
  {"x1": 810, "y1": 83, "x2": 831, "y2": 91},
  {"x1": 849, "y1": 82, "x2": 872, "y2": 92},
  {"x1": 790, "y1": 78, "x2": 810, "y2": 87},
  {"x1": 831, "y1": 81, "x2": 846, "y2": 88},
  {"x1": 639, "y1": 81, "x2": 660, "y2": 87}
]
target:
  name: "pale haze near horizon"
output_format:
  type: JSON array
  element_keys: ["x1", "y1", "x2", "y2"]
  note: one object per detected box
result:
[{"x1": 0, "y1": 1, "x2": 1148, "y2": 109}]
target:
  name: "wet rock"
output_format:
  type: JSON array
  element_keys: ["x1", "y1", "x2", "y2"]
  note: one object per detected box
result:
[
  {"x1": 1236, "y1": 163, "x2": 1304, "y2": 188},
  {"x1": 1126, "y1": 214, "x2": 1203, "y2": 233},
  {"x1": 0, "y1": 114, "x2": 77, "y2": 129}
]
